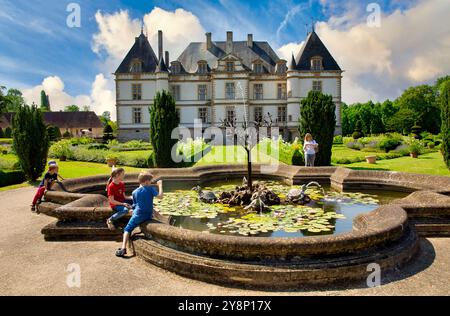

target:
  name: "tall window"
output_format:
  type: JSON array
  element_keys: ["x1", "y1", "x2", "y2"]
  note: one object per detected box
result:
[
  {"x1": 312, "y1": 81, "x2": 322, "y2": 92},
  {"x1": 254, "y1": 84, "x2": 263, "y2": 100},
  {"x1": 133, "y1": 107, "x2": 142, "y2": 124},
  {"x1": 277, "y1": 106, "x2": 286, "y2": 123},
  {"x1": 226, "y1": 107, "x2": 235, "y2": 123},
  {"x1": 176, "y1": 108, "x2": 181, "y2": 122},
  {"x1": 171, "y1": 85, "x2": 181, "y2": 101},
  {"x1": 130, "y1": 60, "x2": 142, "y2": 73},
  {"x1": 311, "y1": 57, "x2": 322, "y2": 71},
  {"x1": 198, "y1": 85, "x2": 207, "y2": 101},
  {"x1": 226, "y1": 62, "x2": 234, "y2": 72},
  {"x1": 253, "y1": 63, "x2": 263, "y2": 74},
  {"x1": 198, "y1": 108, "x2": 208, "y2": 124},
  {"x1": 225, "y1": 82, "x2": 235, "y2": 99},
  {"x1": 198, "y1": 62, "x2": 208, "y2": 74},
  {"x1": 254, "y1": 107, "x2": 263, "y2": 122},
  {"x1": 277, "y1": 83, "x2": 287, "y2": 100},
  {"x1": 132, "y1": 84, "x2": 142, "y2": 100},
  {"x1": 171, "y1": 62, "x2": 181, "y2": 74}
]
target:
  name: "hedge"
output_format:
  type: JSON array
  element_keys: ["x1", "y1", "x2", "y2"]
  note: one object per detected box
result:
[{"x1": 0, "y1": 170, "x2": 26, "y2": 187}]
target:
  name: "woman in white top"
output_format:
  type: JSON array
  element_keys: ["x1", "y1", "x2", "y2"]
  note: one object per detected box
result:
[{"x1": 303, "y1": 133, "x2": 318, "y2": 167}]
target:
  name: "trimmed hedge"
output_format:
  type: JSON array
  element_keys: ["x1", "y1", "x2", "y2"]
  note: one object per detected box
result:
[{"x1": 0, "y1": 170, "x2": 25, "y2": 187}]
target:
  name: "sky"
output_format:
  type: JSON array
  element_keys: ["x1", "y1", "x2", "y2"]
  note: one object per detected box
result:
[{"x1": 0, "y1": 0, "x2": 449, "y2": 119}]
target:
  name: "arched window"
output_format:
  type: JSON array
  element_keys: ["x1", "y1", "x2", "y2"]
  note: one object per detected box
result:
[{"x1": 130, "y1": 59, "x2": 142, "y2": 73}]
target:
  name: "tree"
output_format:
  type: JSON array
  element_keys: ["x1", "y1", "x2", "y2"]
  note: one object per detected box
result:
[
  {"x1": 103, "y1": 124, "x2": 115, "y2": 143},
  {"x1": 4, "y1": 89, "x2": 25, "y2": 112},
  {"x1": 0, "y1": 127, "x2": 4, "y2": 138},
  {"x1": 47, "y1": 125, "x2": 61, "y2": 142},
  {"x1": 99, "y1": 111, "x2": 111, "y2": 127},
  {"x1": 385, "y1": 107, "x2": 418, "y2": 134},
  {"x1": 0, "y1": 86, "x2": 10, "y2": 115},
  {"x1": 12, "y1": 105, "x2": 49, "y2": 181},
  {"x1": 4, "y1": 127, "x2": 12, "y2": 138},
  {"x1": 150, "y1": 90, "x2": 179, "y2": 168},
  {"x1": 40, "y1": 90, "x2": 50, "y2": 111},
  {"x1": 65, "y1": 105, "x2": 80, "y2": 112},
  {"x1": 395, "y1": 85, "x2": 440, "y2": 134},
  {"x1": 299, "y1": 91, "x2": 336, "y2": 166},
  {"x1": 440, "y1": 80, "x2": 450, "y2": 169}
]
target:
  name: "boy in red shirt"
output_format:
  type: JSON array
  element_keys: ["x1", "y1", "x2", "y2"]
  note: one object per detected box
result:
[{"x1": 106, "y1": 168, "x2": 133, "y2": 230}]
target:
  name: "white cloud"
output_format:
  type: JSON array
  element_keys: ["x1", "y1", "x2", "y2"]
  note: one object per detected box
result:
[
  {"x1": 21, "y1": 7, "x2": 206, "y2": 121},
  {"x1": 277, "y1": 42, "x2": 304, "y2": 61},
  {"x1": 314, "y1": 0, "x2": 450, "y2": 103}
]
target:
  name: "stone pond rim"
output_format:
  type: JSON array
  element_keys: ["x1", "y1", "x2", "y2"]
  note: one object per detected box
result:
[{"x1": 37, "y1": 165, "x2": 450, "y2": 289}]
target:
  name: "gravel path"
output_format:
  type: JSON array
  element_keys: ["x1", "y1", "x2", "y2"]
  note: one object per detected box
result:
[{"x1": 0, "y1": 187, "x2": 449, "y2": 296}]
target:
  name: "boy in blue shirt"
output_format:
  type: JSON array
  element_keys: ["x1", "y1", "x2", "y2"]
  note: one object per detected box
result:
[{"x1": 115, "y1": 172, "x2": 163, "y2": 257}]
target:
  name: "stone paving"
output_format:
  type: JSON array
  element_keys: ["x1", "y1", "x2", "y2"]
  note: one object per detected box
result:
[{"x1": 0, "y1": 187, "x2": 449, "y2": 296}]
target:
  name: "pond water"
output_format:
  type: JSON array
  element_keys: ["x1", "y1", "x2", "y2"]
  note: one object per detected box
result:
[{"x1": 154, "y1": 180, "x2": 409, "y2": 238}]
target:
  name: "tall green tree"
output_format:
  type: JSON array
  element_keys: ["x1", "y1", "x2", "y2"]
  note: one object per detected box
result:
[
  {"x1": 12, "y1": 105, "x2": 49, "y2": 181},
  {"x1": 299, "y1": 91, "x2": 336, "y2": 166},
  {"x1": 150, "y1": 90, "x2": 179, "y2": 167},
  {"x1": 40, "y1": 90, "x2": 50, "y2": 111},
  {"x1": 440, "y1": 80, "x2": 450, "y2": 169},
  {"x1": 0, "y1": 86, "x2": 9, "y2": 115},
  {"x1": 395, "y1": 85, "x2": 440, "y2": 134}
]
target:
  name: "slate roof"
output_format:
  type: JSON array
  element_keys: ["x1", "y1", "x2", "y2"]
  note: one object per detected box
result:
[
  {"x1": 115, "y1": 33, "x2": 159, "y2": 74},
  {"x1": 0, "y1": 112, "x2": 103, "y2": 129},
  {"x1": 294, "y1": 31, "x2": 341, "y2": 71},
  {"x1": 177, "y1": 41, "x2": 282, "y2": 74}
]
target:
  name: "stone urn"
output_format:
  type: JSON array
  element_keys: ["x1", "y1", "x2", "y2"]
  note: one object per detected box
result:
[
  {"x1": 365, "y1": 156, "x2": 377, "y2": 164},
  {"x1": 106, "y1": 158, "x2": 118, "y2": 167},
  {"x1": 410, "y1": 152, "x2": 418, "y2": 158},
  {"x1": 59, "y1": 156, "x2": 67, "y2": 162}
]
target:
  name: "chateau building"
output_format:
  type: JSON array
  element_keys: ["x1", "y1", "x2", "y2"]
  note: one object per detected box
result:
[{"x1": 115, "y1": 29, "x2": 343, "y2": 141}]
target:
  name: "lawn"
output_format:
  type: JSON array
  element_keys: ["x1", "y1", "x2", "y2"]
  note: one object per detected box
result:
[
  {"x1": 343, "y1": 152, "x2": 450, "y2": 176},
  {"x1": 332, "y1": 144, "x2": 402, "y2": 164},
  {"x1": 195, "y1": 146, "x2": 280, "y2": 166}
]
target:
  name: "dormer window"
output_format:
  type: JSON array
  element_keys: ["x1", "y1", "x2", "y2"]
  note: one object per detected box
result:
[
  {"x1": 171, "y1": 62, "x2": 181, "y2": 74},
  {"x1": 311, "y1": 57, "x2": 323, "y2": 71},
  {"x1": 253, "y1": 62, "x2": 263, "y2": 74},
  {"x1": 226, "y1": 61, "x2": 234, "y2": 72},
  {"x1": 130, "y1": 59, "x2": 142, "y2": 73},
  {"x1": 197, "y1": 61, "x2": 208, "y2": 74}
]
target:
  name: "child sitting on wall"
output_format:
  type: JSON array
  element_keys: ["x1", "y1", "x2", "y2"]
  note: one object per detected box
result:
[
  {"x1": 31, "y1": 164, "x2": 58, "y2": 212},
  {"x1": 115, "y1": 172, "x2": 163, "y2": 258},
  {"x1": 106, "y1": 168, "x2": 133, "y2": 231}
]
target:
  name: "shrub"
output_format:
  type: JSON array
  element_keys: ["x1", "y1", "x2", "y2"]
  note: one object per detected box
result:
[
  {"x1": 69, "y1": 137, "x2": 95, "y2": 145},
  {"x1": 62, "y1": 131, "x2": 72, "y2": 138},
  {"x1": 407, "y1": 138, "x2": 424, "y2": 155},
  {"x1": 12, "y1": 105, "x2": 49, "y2": 181},
  {"x1": 299, "y1": 91, "x2": 336, "y2": 166},
  {"x1": 0, "y1": 145, "x2": 9, "y2": 154},
  {"x1": 47, "y1": 125, "x2": 61, "y2": 142},
  {"x1": 0, "y1": 127, "x2": 3, "y2": 138},
  {"x1": 48, "y1": 140, "x2": 74, "y2": 159},
  {"x1": 0, "y1": 170, "x2": 26, "y2": 187},
  {"x1": 150, "y1": 90, "x2": 179, "y2": 167},
  {"x1": 88, "y1": 144, "x2": 109, "y2": 150},
  {"x1": 4, "y1": 127, "x2": 12, "y2": 138},
  {"x1": 333, "y1": 135, "x2": 343, "y2": 144},
  {"x1": 378, "y1": 134, "x2": 403, "y2": 152},
  {"x1": 440, "y1": 81, "x2": 450, "y2": 168},
  {"x1": 427, "y1": 142, "x2": 435, "y2": 149},
  {"x1": 352, "y1": 120, "x2": 363, "y2": 139},
  {"x1": 346, "y1": 141, "x2": 364, "y2": 151}
]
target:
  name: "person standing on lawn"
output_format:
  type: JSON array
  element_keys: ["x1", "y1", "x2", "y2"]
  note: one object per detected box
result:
[{"x1": 303, "y1": 133, "x2": 318, "y2": 167}]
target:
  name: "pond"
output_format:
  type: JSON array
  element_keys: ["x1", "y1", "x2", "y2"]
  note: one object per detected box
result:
[{"x1": 154, "y1": 180, "x2": 409, "y2": 238}]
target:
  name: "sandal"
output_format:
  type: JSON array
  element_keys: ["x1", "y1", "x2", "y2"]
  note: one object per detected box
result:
[
  {"x1": 115, "y1": 248, "x2": 127, "y2": 257},
  {"x1": 106, "y1": 219, "x2": 116, "y2": 231}
]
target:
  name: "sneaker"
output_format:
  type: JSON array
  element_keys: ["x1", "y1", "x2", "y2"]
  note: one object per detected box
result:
[
  {"x1": 31, "y1": 205, "x2": 36, "y2": 213},
  {"x1": 115, "y1": 248, "x2": 127, "y2": 257},
  {"x1": 106, "y1": 219, "x2": 116, "y2": 231}
]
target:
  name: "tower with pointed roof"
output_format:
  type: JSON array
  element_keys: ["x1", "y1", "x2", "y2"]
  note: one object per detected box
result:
[
  {"x1": 115, "y1": 28, "x2": 342, "y2": 141},
  {"x1": 287, "y1": 30, "x2": 343, "y2": 136}
]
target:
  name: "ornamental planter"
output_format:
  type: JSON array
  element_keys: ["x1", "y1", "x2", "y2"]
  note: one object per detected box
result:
[
  {"x1": 59, "y1": 156, "x2": 67, "y2": 162},
  {"x1": 106, "y1": 158, "x2": 118, "y2": 167},
  {"x1": 410, "y1": 152, "x2": 418, "y2": 158},
  {"x1": 365, "y1": 156, "x2": 377, "y2": 164}
]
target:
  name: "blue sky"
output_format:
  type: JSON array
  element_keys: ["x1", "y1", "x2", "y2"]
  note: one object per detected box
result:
[{"x1": 1, "y1": 0, "x2": 447, "y2": 114}]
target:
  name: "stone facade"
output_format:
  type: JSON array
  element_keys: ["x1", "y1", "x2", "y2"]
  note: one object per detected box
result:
[{"x1": 115, "y1": 30, "x2": 343, "y2": 142}]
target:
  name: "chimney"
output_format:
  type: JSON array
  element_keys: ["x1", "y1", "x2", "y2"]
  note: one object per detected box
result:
[
  {"x1": 165, "y1": 51, "x2": 170, "y2": 66},
  {"x1": 206, "y1": 32, "x2": 212, "y2": 50},
  {"x1": 247, "y1": 34, "x2": 253, "y2": 48},
  {"x1": 158, "y1": 30, "x2": 163, "y2": 61},
  {"x1": 226, "y1": 31, "x2": 233, "y2": 54}
]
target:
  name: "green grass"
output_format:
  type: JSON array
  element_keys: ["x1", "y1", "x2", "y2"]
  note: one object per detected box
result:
[
  {"x1": 332, "y1": 144, "x2": 404, "y2": 164},
  {"x1": 195, "y1": 146, "x2": 280, "y2": 166},
  {"x1": 0, "y1": 138, "x2": 12, "y2": 144},
  {"x1": 344, "y1": 152, "x2": 450, "y2": 176}
]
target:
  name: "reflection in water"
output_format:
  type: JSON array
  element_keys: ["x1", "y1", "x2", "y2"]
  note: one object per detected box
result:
[{"x1": 157, "y1": 180, "x2": 408, "y2": 238}]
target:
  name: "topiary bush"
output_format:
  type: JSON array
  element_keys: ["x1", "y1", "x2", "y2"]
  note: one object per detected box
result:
[
  {"x1": 150, "y1": 90, "x2": 179, "y2": 168},
  {"x1": 299, "y1": 91, "x2": 336, "y2": 166},
  {"x1": 0, "y1": 170, "x2": 26, "y2": 187},
  {"x1": 12, "y1": 105, "x2": 49, "y2": 181},
  {"x1": 440, "y1": 81, "x2": 450, "y2": 169},
  {"x1": 378, "y1": 134, "x2": 403, "y2": 152}
]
